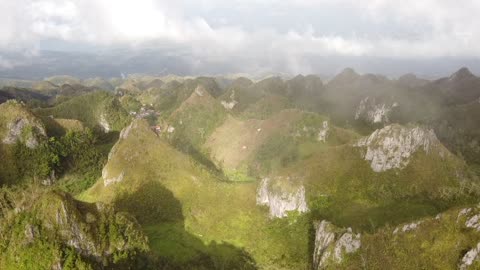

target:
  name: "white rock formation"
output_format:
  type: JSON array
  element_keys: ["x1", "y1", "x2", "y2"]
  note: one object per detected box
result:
[
  {"x1": 256, "y1": 178, "x2": 309, "y2": 218},
  {"x1": 460, "y1": 242, "x2": 480, "y2": 270},
  {"x1": 466, "y1": 215, "x2": 480, "y2": 231},
  {"x1": 313, "y1": 221, "x2": 336, "y2": 269},
  {"x1": 333, "y1": 229, "x2": 361, "y2": 262},
  {"x1": 313, "y1": 220, "x2": 361, "y2": 270},
  {"x1": 317, "y1": 121, "x2": 330, "y2": 143},
  {"x1": 459, "y1": 208, "x2": 473, "y2": 220},
  {"x1": 2, "y1": 118, "x2": 46, "y2": 148},
  {"x1": 194, "y1": 85, "x2": 205, "y2": 96},
  {"x1": 221, "y1": 90, "x2": 238, "y2": 110},
  {"x1": 393, "y1": 221, "x2": 423, "y2": 234},
  {"x1": 355, "y1": 97, "x2": 398, "y2": 124},
  {"x1": 354, "y1": 124, "x2": 439, "y2": 172},
  {"x1": 221, "y1": 100, "x2": 238, "y2": 110},
  {"x1": 102, "y1": 169, "x2": 125, "y2": 187},
  {"x1": 99, "y1": 113, "x2": 111, "y2": 133}
]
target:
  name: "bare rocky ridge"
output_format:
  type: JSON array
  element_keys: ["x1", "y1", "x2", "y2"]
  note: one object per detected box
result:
[{"x1": 354, "y1": 124, "x2": 442, "y2": 172}]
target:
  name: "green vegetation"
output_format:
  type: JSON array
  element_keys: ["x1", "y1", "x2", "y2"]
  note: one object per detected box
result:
[
  {"x1": 0, "y1": 128, "x2": 110, "y2": 195},
  {"x1": 119, "y1": 94, "x2": 142, "y2": 112},
  {"x1": 0, "y1": 185, "x2": 149, "y2": 270},
  {"x1": 82, "y1": 120, "x2": 312, "y2": 269},
  {"x1": 37, "y1": 91, "x2": 130, "y2": 131},
  {"x1": 1, "y1": 69, "x2": 480, "y2": 269},
  {"x1": 335, "y1": 206, "x2": 480, "y2": 269}
]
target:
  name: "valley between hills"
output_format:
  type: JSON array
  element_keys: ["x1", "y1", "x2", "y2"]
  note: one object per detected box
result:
[{"x1": 0, "y1": 68, "x2": 480, "y2": 269}]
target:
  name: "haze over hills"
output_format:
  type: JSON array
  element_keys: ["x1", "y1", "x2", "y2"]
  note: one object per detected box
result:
[
  {"x1": 2, "y1": 0, "x2": 480, "y2": 268},
  {"x1": 2, "y1": 49, "x2": 480, "y2": 80},
  {"x1": 0, "y1": 66, "x2": 480, "y2": 269}
]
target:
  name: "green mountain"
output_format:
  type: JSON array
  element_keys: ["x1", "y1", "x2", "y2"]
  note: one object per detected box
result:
[
  {"x1": 37, "y1": 91, "x2": 130, "y2": 133},
  {"x1": 1, "y1": 68, "x2": 480, "y2": 269},
  {"x1": 0, "y1": 186, "x2": 149, "y2": 270}
]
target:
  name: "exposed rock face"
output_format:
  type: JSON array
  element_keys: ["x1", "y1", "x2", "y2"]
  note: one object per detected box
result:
[
  {"x1": 466, "y1": 214, "x2": 480, "y2": 231},
  {"x1": 2, "y1": 118, "x2": 46, "y2": 148},
  {"x1": 0, "y1": 190, "x2": 149, "y2": 269},
  {"x1": 120, "y1": 120, "x2": 138, "y2": 140},
  {"x1": 313, "y1": 220, "x2": 361, "y2": 270},
  {"x1": 313, "y1": 221, "x2": 336, "y2": 269},
  {"x1": 459, "y1": 208, "x2": 473, "y2": 217},
  {"x1": 355, "y1": 97, "x2": 398, "y2": 124},
  {"x1": 456, "y1": 206, "x2": 480, "y2": 269},
  {"x1": 317, "y1": 121, "x2": 329, "y2": 142},
  {"x1": 103, "y1": 170, "x2": 125, "y2": 187},
  {"x1": 221, "y1": 90, "x2": 238, "y2": 110},
  {"x1": 393, "y1": 221, "x2": 424, "y2": 234},
  {"x1": 46, "y1": 193, "x2": 146, "y2": 258},
  {"x1": 194, "y1": 85, "x2": 208, "y2": 97},
  {"x1": 99, "y1": 113, "x2": 111, "y2": 133},
  {"x1": 460, "y1": 243, "x2": 480, "y2": 270},
  {"x1": 354, "y1": 124, "x2": 440, "y2": 172},
  {"x1": 256, "y1": 177, "x2": 309, "y2": 218},
  {"x1": 333, "y1": 229, "x2": 361, "y2": 262}
]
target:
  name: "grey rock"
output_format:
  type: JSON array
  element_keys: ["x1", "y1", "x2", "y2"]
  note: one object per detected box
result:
[
  {"x1": 313, "y1": 220, "x2": 361, "y2": 270},
  {"x1": 256, "y1": 177, "x2": 309, "y2": 218},
  {"x1": 355, "y1": 124, "x2": 439, "y2": 172}
]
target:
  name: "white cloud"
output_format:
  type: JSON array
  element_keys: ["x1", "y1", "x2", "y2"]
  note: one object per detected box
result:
[{"x1": 0, "y1": 0, "x2": 479, "y2": 73}]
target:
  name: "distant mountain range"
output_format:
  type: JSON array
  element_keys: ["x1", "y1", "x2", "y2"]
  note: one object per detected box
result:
[{"x1": 1, "y1": 49, "x2": 480, "y2": 79}]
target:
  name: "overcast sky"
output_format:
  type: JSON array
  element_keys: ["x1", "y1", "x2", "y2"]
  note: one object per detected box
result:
[{"x1": 0, "y1": 0, "x2": 480, "y2": 77}]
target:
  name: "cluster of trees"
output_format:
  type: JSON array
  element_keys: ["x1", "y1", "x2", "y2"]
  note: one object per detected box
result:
[{"x1": 6, "y1": 129, "x2": 105, "y2": 192}]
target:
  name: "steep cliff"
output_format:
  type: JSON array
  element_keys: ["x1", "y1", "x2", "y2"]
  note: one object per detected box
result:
[
  {"x1": 256, "y1": 177, "x2": 309, "y2": 218},
  {"x1": 312, "y1": 220, "x2": 361, "y2": 270},
  {"x1": 0, "y1": 188, "x2": 149, "y2": 270},
  {"x1": 355, "y1": 124, "x2": 444, "y2": 172}
]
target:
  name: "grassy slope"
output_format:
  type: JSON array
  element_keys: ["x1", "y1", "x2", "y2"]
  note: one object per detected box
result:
[
  {"x1": 205, "y1": 109, "x2": 359, "y2": 179},
  {"x1": 36, "y1": 91, "x2": 130, "y2": 131},
  {"x1": 206, "y1": 106, "x2": 478, "y2": 232},
  {"x1": 81, "y1": 120, "x2": 311, "y2": 269},
  {"x1": 0, "y1": 187, "x2": 149, "y2": 270},
  {"x1": 336, "y1": 205, "x2": 480, "y2": 270},
  {"x1": 0, "y1": 100, "x2": 45, "y2": 139},
  {"x1": 0, "y1": 101, "x2": 47, "y2": 185},
  {"x1": 165, "y1": 87, "x2": 229, "y2": 176},
  {"x1": 272, "y1": 130, "x2": 477, "y2": 232}
]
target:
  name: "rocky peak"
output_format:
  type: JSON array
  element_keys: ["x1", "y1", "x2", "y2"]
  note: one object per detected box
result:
[
  {"x1": 330, "y1": 68, "x2": 360, "y2": 85},
  {"x1": 450, "y1": 67, "x2": 475, "y2": 82},
  {"x1": 354, "y1": 124, "x2": 441, "y2": 172},
  {"x1": 0, "y1": 100, "x2": 46, "y2": 148}
]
